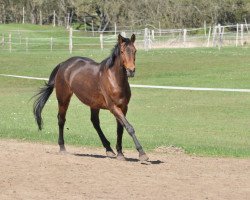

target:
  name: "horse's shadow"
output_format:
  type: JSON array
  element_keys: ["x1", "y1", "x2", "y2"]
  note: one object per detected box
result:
[{"x1": 74, "y1": 153, "x2": 164, "y2": 165}]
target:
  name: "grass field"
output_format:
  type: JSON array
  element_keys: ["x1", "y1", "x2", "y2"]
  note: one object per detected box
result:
[{"x1": 0, "y1": 24, "x2": 250, "y2": 157}]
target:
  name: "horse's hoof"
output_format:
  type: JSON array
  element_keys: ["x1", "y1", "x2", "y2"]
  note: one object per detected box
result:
[
  {"x1": 59, "y1": 145, "x2": 66, "y2": 152},
  {"x1": 139, "y1": 153, "x2": 149, "y2": 161},
  {"x1": 106, "y1": 150, "x2": 116, "y2": 158},
  {"x1": 116, "y1": 153, "x2": 126, "y2": 161}
]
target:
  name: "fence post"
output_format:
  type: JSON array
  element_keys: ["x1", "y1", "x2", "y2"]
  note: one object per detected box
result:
[
  {"x1": 50, "y1": 37, "x2": 53, "y2": 51},
  {"x1": 22, "y1": 7, "x2": 25, "y2": 24},
  {"x1": 212, "y1": 25, "x2": 217, "y2": 47},
  {"x1": 218, "y1": 24, "x2": 222, "y2": 50},
  {"x1": 221, "y1": 26, "x2": 225, "y2": 48},
  {"x1": 245, "y1": 19, "x2": 249, "y2": 33},
  {"x1": 144, "y1": 28, "x2": 150, "y2": 51},
  {"x1": 84, "y1": 17, "x2": 86, "y2": 31},
  {"x1": 8, "y1": 33, "x2": 11, "y2": 52},
  {"x1": 114, "y1": 22, "x2": 117, "y2": 35},
  {"x1": 152, "y1": 30, "x2": 155, "y2": 40},
  {"x1": 121, "y1": 31, "x2": 126, "y2": 37},
  {"x1": 66, "y1": 13, "x2": 70, "y2": 29},
  {"x1": 69, "y1": 27, "x2": 73, "y2": 54},
  {"x1": 183, "y1": 29, "x2": 187, "y2": 45},
  {"x1": 91, "y1": 20, "x2": 94, "y2": 36},
  {"x1": 53, "y1": 10, "x2": 56, "y2": 27},
  {"x1": 40, "y1": 10, "x2": 42, "y2": 25},
  {"x1": 241, "y1": 24, "x2": 244, "y2": 46},
  {"x1": 100, "y1": 33, "x2": 103, "y2": 50},
  {"x1": 236, "y1": 23, "x2": 239, "y2": 47},
  {"x1": 2, "y1": 4, "x2": 5, "y2": 24},
  {"x1": 207, "y1": 26, "x2": 211, "y2": 47}
]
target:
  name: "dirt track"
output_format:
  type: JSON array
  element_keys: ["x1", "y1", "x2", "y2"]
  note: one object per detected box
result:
[{"x1": 0, "y1": 140, "x2": 249, "y2": 200}]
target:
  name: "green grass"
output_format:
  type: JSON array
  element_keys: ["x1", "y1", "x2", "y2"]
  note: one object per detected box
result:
[{"x1": 0, "y1": 24, "x2": 250, "y2": 157}]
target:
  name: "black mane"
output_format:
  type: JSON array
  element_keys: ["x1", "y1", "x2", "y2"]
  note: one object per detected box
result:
[{"x1": 101, "y1": 37, "x2": 131, "y2": 68}]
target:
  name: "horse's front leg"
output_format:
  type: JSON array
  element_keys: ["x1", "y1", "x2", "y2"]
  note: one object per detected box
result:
[
  {"x1": 116, "y1": 106, "x2": 127, "y2": 161},
  {"x1": 111, "y1": 105, "x2": 149, "y2": 161},
  {"x1": 116, "y1": 119, "x2": 125, "y2": 160}
]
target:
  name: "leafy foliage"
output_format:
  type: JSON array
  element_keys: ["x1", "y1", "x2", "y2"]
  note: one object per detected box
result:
[{"x1": 0, "y1": 0, "x2": 250, "y2": 29}]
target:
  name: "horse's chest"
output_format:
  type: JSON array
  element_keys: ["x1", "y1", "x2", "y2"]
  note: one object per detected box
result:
[{"x1": 110, "y1": 89, "x2": 130, "y2": 106}]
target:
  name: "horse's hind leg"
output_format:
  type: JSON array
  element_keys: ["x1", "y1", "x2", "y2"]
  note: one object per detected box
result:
[
  {"x1": 56, "y1": 83, "x2": 72, "y2": 152},
  {"x1": 90, "y1": 108, "x2": 116, "y2": 157}
]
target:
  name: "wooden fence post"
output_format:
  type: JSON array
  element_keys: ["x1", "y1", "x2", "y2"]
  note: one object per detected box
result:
[
  {"x1": 22, "y1": 7, "x2": 25, "y2": 24},
  {"x1": 241, "y1": 24, "x2": 244, "y2": 46},
  {"x1": 53, "y1": 10, "x2": 56, "y2": 27},
  {"x1": 236, "y1": 23, "x2": 239, "y2": 47},
  {"x1": 144, "y1": 28, "x2": 149, "y2": 51},
  {"x1": 114, "y1": 22, "x2": 117, "y2": 35},
  {"x1": 40, "y1": 10, "x2": 42, "y2": 25},
  {"x1": 152, "y1": 30, "x2": 155, "y2": 40},
  {"x1": 121, "y1": 31, "x2": 126, "y2": 37},
  {"x1": 2, "y1": 4, "x2": 6, "y2": 24},
  {"x1": 100, "y1": 33, "x2": 103, "y2": 50},
  {"x1": 183, "y1": 29, "x2": 187, "y2": 45},
  {"x1": 66, "y1": 13, "x2": 70, "y2": 29},
  {"x1": 212, "y1": 25, "x2": 217, "y2": 47},
  {"x1": 92, "y1": 20, "x2": 94, "y2": 36},
  {"x1": 207, "y1": 26, "x2": 211, "y2": 47},
  {"x1": 84, "y1": 17, "x2": 86, "y2": 31},
  {"x1": 245, "y1": 19, "x2": 249, "y2": 33},
  {"x1": 69, "y1": 27, "x2": 73, "y2": 54},
  {"x1": 218, "y1": 24, "x2": 222, "y2": 50}
]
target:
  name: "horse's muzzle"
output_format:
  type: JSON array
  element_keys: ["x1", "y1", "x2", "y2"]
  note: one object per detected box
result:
[{"x1": 126, "y1": 69, "x2": 135, "y2": 77}]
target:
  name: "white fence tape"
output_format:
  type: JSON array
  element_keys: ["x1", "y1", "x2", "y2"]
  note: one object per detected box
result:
[{"x1": 1, "y1": 73, "x2": 250, "y2": 93}]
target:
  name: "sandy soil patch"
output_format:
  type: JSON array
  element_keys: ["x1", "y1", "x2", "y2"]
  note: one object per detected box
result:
[{"x1": 0, "y1": 140, "x2": 249, "y2": 200}]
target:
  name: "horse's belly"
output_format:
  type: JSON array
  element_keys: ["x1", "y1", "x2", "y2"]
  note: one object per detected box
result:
[
  {"x1": 69, "y1": 70, "x2": 107, "y2": 108},
  {"x1": 73, "y1": 86, "x2": 107, "y2": 109}
]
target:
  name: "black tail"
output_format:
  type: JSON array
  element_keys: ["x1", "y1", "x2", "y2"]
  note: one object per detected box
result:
[{"x1": 33, "y1": 64, "x2": 60, "y2": 130}]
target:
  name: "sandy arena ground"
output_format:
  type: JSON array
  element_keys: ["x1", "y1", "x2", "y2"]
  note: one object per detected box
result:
[{"x1": 0, "y1": 139, "x2": 249, "y2": 200}]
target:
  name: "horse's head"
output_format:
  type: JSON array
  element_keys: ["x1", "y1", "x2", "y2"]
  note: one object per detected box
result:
[{"x1": 118, "y1": 34, "x2": 137, "y2": 77}]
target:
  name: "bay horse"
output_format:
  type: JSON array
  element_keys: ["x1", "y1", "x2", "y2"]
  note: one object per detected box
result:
[{"x1": 33, "y1": 34, "x2": 149, "y2": 161}]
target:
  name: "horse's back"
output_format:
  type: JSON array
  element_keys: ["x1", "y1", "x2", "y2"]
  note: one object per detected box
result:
[{"x1": 58, "y1": 56, "x2": 100, "y2": 81}]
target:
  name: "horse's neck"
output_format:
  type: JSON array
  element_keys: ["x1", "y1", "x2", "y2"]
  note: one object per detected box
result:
[{"x1": 109, "y1": 56, "x2": 128, "y2": 84}]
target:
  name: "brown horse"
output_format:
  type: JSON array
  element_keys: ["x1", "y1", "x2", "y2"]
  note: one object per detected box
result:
[{"x1": 33, "y1": 34, "x2": 148, "y2": 161}]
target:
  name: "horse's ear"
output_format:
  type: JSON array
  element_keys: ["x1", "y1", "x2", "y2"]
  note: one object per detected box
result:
[
  {"x1": 118, "y1": 34, "x2": 124, "y2": 44},
  {"x1": 131, "y1": 34, "x2": 136, "y2": 43}
]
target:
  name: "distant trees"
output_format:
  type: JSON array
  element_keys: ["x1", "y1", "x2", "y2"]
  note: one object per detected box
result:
[{"x1": 1, "y1": 0, "x2": 250, "y2": 29}]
